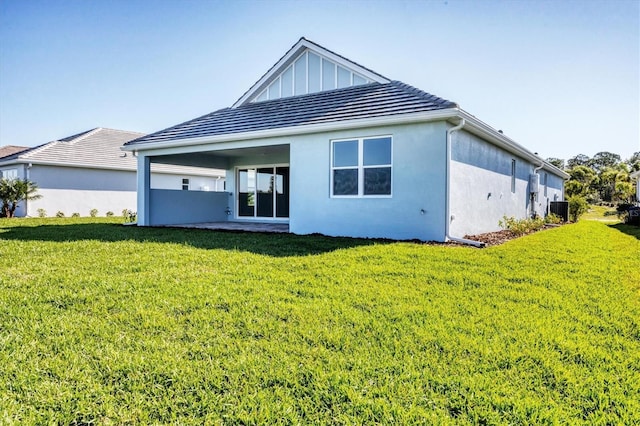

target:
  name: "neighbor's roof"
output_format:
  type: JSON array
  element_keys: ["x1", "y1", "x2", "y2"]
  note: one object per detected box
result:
[
  {"x1": 0, "y1": 145, "x2": 30, "y2": 159},
  {"x1": 2, "y1": 128, "x2": 143, "y2": 167},
  {"x1": 0, "y1": 128, "x2": 223, "y2": 176},
  {"x1": 125, "y1": 81, "x2": 457, "y2": 146}
]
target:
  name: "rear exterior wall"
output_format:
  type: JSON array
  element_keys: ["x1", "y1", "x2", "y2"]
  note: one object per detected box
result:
[{"x1": 288, "y1": 121, "x2": 449, "y2": 241}]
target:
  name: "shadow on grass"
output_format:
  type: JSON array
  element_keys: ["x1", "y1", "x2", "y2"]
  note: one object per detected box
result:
[
  {"x1": 0, "y1": 223, "x2": 389, "y2": 257},
  {"x1": 608, "y1": 223, "x2": 640, "y2": 240}
]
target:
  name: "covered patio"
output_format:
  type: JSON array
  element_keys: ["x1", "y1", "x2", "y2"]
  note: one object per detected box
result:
[{"x1": 136, "y1": 143, "x2": 290, "y2": 227}]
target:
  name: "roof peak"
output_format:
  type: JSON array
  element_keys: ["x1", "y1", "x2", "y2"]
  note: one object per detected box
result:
[
  {"x1": 232, "y1": 37, "x2": 391, "y2": 108},
  {"x1": 57, "y1": 127, "x2": 144, "y2": 144}
]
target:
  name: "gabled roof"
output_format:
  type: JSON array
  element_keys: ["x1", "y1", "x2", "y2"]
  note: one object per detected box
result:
[
  {"x1": 122, "y1": 37, "x2": 568, "y2": 180},
  {"x1": 0, "y1": 128, "x2": 223, "y2": 176},
  {"x1": 1, "y1": 128, "x2": 143, "y2": 168},
  {"x1": 232, "y1": 37, "x2": 390, "y2": 108},
  {"x1": 126, "y1": 81, "x2": 456, "y2": 146},
  {"x1": 0, "y1": 145, "x2": 30, "y2": 159}
]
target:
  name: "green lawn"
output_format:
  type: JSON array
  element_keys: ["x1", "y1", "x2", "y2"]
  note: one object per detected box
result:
[
  {"x1": 1, "y1": 218, "x2": 639, "y2": 424},
  {"x1": 582, "y1": 204, "x2": 620, "y2": 222}
]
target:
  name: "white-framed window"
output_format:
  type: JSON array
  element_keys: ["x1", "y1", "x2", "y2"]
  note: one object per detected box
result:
[
  {"x1": 511, "y1": 160, "x2": 516, "y2": 193},
  {"x1": 331, "y1": 136, "x2": 392, "y2": 197},
  {"x1": 1, "y1": 168, "x2": 18, "y2": 179},
  {"x1": 182, "y1": 178, "x2": 190, "y2": 190}
]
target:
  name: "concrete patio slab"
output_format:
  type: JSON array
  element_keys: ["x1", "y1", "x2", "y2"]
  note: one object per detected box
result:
[{"x1": 166, "y1": 222, "x2": 290, "y2": 233}]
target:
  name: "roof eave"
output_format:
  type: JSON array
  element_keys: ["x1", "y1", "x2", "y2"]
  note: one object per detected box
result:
[
  {"x1": 121, "y1": 108, "x2": 569, "y2": 180},
  {"x1": 0, "y1": 159, "x2": 224, "y2": 177},
  {"x1": 458, "y1": 110, "x2": 570, "y2": 179},
  {"x1": 121, "y1": 108, "x2": 461, "y2": 152}
]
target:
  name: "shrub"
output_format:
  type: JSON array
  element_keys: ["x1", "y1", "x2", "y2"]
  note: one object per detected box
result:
[
  {"x1": 71, "y1": 212, "x2": 80, "y2": 218},
  {"x1": 499, "y1": 216, "x2": 545, "y2": 236},
  {"x1": 544, "y1": 213, "x2": 563, "y2": 224},
  {"x1": 1, "y1": 178, "x2": 42, "y2": 218},
  {"x1": 105, "y1": 211, "x2": 114, "y2": 217},
  {"x1": 616, "y1": 203, "x2": 634, "y2": 212},
  {"x1": 37, "y1": 208, "x2": 47, "y2": 218},
  {"x1": 567, "y1": 195, "x2": 589, "y2": 222},
  {"x1": 55, "y1": 211, "x2": 65, "y2": 218},
  {"x1": 123, "y1": 210, "x2": 137, "y2": 223},
  {"x1": 616, "y1": 203, "x2": 636, "y2": 221},
  {"x1": 90, "y1": 208, "x2": 98, "y2": 217},
  {"x1": 122, "y1": 209, "x2": 129, "y2": 218}
]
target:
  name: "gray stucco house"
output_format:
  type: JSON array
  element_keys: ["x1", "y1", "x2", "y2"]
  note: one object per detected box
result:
[
  {"x1": 122, "y1": 37, "x2": 568, "y2": 243},
  {"x1": 1, "y1": 128, "x2": 225, "y2": 217}
]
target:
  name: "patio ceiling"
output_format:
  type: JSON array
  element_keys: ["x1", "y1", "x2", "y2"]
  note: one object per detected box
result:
[{"x1": 149, "y1": 144, "x2": 290, "y2": 169}]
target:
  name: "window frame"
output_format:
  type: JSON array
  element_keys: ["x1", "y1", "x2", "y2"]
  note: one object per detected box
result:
[
  {"x1": 330, "y1": 135, "x2": 393, "y2": 198},
  {"x1": 235, "y1": 164, "x2": 290, "y2": 221},
  {"x1": 1, "y1": 168, "x2": 18, "y2": 179},
  {"x1": 182, "y1": 178, "x2": 190, "y2": 191},
  {"x1": 510, "y1": 159, "x2": 516, "y2": 193}
]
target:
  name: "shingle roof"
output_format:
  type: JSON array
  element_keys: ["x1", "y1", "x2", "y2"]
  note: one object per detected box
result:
[
  {"x1": 0, "y1": 145, "x2": 30, "y2": 159},
  {"x1": 0, "y1": 128, "x2": 223, "y2": 176},
  {"x1": 3, "y1": 128, "x2": 143, "y2": 168},
  {"x1": 126, "y1": 81, "x2": 457, "y2": 146}
]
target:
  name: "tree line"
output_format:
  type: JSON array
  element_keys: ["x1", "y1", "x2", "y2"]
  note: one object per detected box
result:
[{"x1": 546, "y1": 151, "x2": 639, "y2": 205}]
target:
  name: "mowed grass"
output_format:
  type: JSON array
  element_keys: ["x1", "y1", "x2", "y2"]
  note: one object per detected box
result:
[
  {"x1": 582, "y1": 205, "x2": 620, "y2": 222},
  {"x1": 1, "y1": 218, "x2": 639, "y2": 424}
]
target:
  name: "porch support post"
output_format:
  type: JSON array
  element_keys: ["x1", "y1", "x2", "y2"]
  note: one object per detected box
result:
[{"x1": 137, "y1": 155, "x2": 151, "y2": 226}]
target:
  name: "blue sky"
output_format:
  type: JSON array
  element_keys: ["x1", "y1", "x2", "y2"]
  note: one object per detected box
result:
[{"x1": 1, "y1": 0, "x2": 638, "y2": 162}]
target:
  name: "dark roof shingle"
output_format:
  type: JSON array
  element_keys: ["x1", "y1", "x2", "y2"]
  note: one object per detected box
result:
[{"x1": 126, "y1": 81, "x2": 457, "y2": 146}]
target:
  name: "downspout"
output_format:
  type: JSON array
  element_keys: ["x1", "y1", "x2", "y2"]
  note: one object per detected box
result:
[
  {"x1": 445, "y1": 119, "x2": 485, "y2": 247},
  {"x1": 25, "y1": 163, "x2": 32, "y2": 217},
  {"x1": 531, "y1": 162, "x2": 544, "y2": 218}
]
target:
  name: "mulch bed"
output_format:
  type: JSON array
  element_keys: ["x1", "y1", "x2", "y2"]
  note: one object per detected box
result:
[
  {"x1": 463, "y1": 230, "x2": 519, "y2": 246},
  {"x1": 463, "y1": 224, "x2": 563, "y2": 247}
]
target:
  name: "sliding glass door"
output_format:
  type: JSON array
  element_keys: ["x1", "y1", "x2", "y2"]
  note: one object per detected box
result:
[{"x1": 238, "y1": 166, "x2": 289, "y2": 219}]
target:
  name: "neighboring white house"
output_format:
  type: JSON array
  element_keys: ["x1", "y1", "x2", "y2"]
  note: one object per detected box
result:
[
  {"x1": 631, "y1": 170, "x2": 640, "y2": 205},
  {"x1": 122, "y1": 37, "x2": 569, "y2": 242},
  {"x1": 0, "y1": 128, "x2": 225, "y2": 217}
]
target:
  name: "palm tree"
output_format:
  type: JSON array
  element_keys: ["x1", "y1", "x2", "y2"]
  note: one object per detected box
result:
[{"x1": 0, "y1": 178, "x2": 42, "y2": 218}]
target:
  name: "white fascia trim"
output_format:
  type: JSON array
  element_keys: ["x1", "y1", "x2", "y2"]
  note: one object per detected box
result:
[
  {"x1": 121, "y1": 107, "x2": 569, "y2": 180},
  {"x1": 303, "y1": 40, "x2": 390, "y2": 84},
  {"x1": 232, "y1": 39, "x2": 308, "y2": 108},
  {"x1": 0, "y1": 159, "x2": 20, "y2": 168},
  {"x1": 457, "y1": 110, "x2": 570, "y2": 180},
  {"x1": 0, "y1": 159, "x2": 137, "y2": 173},
  {"x1": 232, "y1": 39, "x2": 389, "y2": 108},
  {"x1": 0, "y1": 159, "x2": 223, "y2": 177},
  {"x1": 121, "y1": 108, "x2": 461, "y2": 153}
]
